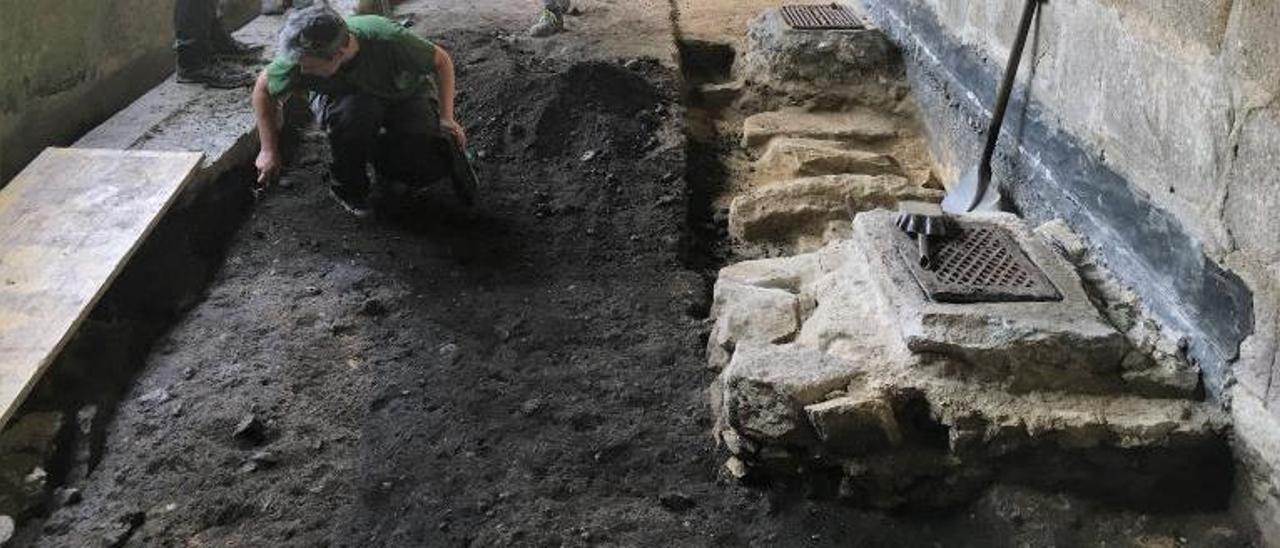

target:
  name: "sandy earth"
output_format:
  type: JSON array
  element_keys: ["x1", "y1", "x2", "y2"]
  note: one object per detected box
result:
[{"x1": 21, "y1": 1, "x2": 1262, "y2": 546}]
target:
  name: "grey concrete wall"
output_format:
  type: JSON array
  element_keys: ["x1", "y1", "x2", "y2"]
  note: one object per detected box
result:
[
  {"x1": 855, "y1": 0, "x2": 1280, "y2": 538},
  {"x1": 0, "y1": 0, "x2": 259, "y2": 185}
]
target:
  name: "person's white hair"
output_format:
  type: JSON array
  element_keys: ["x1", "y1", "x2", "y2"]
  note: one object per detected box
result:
[{"x1": 277, "y1": 3, "x2": 348, "y2": 62}]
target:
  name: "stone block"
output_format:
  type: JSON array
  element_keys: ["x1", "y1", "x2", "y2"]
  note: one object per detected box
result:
[
  {"x1": 805, "y1": 392, "x2": 903, "y2": 456},
  {"x1": 739, "y1": 8, "x2": 898, "y2": 87},
  {"x1": 718, "y1": 343, "x2": 866, "y2": 446},
  {"x1": 741, "y1": 108, "x2": 899, "y2": 149},
  {"x1": 706, "y1": 282, "x2": 801, "y2": 370},
  {"x1": 715, "y1": 251, "x2": 819, "y2": 291},
  {"x1": 853, "y1": 210, "x2": 1131, "y2": 395},
  {"x1": 755, "y1": 138, "x2": 905, "y2": 183},
  {"x1": 728, "y1": 174, "x2": 941, "y2": 245}
]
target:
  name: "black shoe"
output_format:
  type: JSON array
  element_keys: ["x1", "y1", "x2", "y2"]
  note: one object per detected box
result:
[
  {"x1": 329, "y1": 186, "x2": 373, "y2": 218},
  {"x1": 176, "y1": 63, "x2": 255, "y2": 89},
  {"x1": 214, "y1": 39, "x2": 266, "y2": 62}
]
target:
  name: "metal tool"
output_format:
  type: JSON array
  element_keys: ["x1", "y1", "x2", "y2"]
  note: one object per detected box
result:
[
  {"x1": 942, "y1": 0, "x2": 1041, "y2": 214},
  {"x1": 447, "y1": 132, "x2": 480, "y2": 207},
  {"x1": 896, "y1": 201, "x2": 953, "y2": 270}
]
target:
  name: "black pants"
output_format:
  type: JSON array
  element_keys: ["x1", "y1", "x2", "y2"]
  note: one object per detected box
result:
[
  {"x1": 311, "y1": 91, "x2": 453, "y2": 196},
  {"x1": 174, "y1": 0, "x2": 237, "y2": 70}
]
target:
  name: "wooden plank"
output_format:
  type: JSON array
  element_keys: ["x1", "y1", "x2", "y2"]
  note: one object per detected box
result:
[{"x1": 0, "y1": 148, "x2": 203, "y2": 427}]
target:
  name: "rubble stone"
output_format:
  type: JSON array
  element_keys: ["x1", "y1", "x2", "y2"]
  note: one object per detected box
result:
[
  {"x1": 804, "y1": 392, "x2": 902, "y2": 456},
  {"x1": 728, "y1": 174, "x2": 940, "y2": 246},
  {"x1": 755, "y1": 138, "x2": 905, "y2": 183},
  {"x1": 706, "y1": 283, "x2": 800, "y2": 370},
  {"x1": 718, "y1": 344, "x2": 866, "y2": 446}
]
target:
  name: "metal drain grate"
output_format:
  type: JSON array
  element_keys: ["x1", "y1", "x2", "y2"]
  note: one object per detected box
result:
[
  {"x1": 780, "y1": 4, "x2": 864, "y2": 30},
  {"x1": 894, "y1": 222, "x2": 1062, "y2": 303}
]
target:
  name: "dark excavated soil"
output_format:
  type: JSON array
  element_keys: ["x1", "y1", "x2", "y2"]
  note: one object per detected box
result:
[{"x1": 31, "y1": 29, "x2": 1258, "y2": 548}]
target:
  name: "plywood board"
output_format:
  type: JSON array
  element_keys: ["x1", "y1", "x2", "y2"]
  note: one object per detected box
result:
[{"x1": 0, "y1": 148, "x2": 203, "y2": 428}]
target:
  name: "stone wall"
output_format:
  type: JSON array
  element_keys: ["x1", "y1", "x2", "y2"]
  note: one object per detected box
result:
[
  {"x1": 0, "y1": 0, "x2": 258, "y2": 185},
  {"x1": 852, "y1": 0, "x2": 1279, "y2": 539}
]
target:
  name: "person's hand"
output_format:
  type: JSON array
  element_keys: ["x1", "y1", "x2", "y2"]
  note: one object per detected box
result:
[
  {"x1": 255, "y1": 149, "x2": 281, "y2": 189},
  {"x1": 441, "y1": 117, "x2": 467, "y2": 148}
]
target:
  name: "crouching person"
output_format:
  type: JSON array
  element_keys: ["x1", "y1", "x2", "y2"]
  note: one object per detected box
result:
[{"x1": 252, "y1": 4, "x2": 473, "y2": 217}]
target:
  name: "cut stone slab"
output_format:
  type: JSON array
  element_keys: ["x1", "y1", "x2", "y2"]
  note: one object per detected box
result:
[
  {"x1": 742, "y1": 108, "x2": 899, "y2": 149},
  {"x1": 853, "y1": 210, "x2": 1133, "y2": 395},
  {"x1": 739, "y1": 8, "x2": 898, "y2": 86},
  {"x1": 728, "y1": 174, "x2": 941, "y2": 245},
  {"x1": 755, "y1": 138, "x2": 905, "y2": 182}
]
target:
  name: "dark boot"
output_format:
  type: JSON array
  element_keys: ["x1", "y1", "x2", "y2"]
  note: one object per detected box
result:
[{"x1": 176, "y1": 63, "x2": 255, "y2": 88}]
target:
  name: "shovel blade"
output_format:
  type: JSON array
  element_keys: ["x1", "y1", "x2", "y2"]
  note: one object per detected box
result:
[{"x1": 942, "y1": 166, "x2": 1002, "y2": 214}]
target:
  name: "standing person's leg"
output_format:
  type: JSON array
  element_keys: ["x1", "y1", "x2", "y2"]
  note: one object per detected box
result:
[
  {"x1": 175, "y1": 0, "x2": 254, "y2": 87},
  {"x1": 174, "y1": 0, "x2": 216, "y2": 73},
  {"x1": 209, "y1": 6, "x2": 265, "y2": 60},
  {"x1": 312, "y1": 92, "x2": 388, "y2": 216}
]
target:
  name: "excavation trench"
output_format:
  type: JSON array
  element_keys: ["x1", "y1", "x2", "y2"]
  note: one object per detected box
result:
[{"x1": 8, "y1": 4, "x2": 1263, "y2": 547}]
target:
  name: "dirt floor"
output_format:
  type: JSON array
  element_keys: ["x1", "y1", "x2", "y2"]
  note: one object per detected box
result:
[{"x1": 23, "y1": 2, "x2": 1263, "y2": 547}]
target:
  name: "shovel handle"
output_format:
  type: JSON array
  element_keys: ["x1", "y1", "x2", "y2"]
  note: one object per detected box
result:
[{"x1": 970, "y1": 0, "x2": 1040, "y2": 211}]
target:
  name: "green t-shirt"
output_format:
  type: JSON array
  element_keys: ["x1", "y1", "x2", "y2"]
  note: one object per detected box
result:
[{"x1": 266, "y1": 15, "x2": 437, "y2": 101}]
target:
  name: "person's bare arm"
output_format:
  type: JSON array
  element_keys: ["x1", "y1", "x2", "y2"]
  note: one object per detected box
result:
[
  {"x1": 252, "y1": 70, "x2": 284, "y2": 187},
  {"x1": 433, "y1": 44, "x2": 465, "y2": 146}
]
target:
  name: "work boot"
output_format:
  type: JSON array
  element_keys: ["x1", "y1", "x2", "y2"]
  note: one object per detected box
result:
[
  {"x1": 214, "y1": 38, "x2": 265, "y2": 62},
  {"x1": 261, "y1": 0, "x2": 290, "y2": 15},
  {"x1": 528, "y1": 9, "x2": 564, "y2": 37},
  {"x1": 176, "y1": 63, "x2": 255, "y2": 89},
  {"x1": 547, "y1": 0, "x2": 573, "y2": 15},
  {"x1": 328, "y1": 186, "x2": 373, "y2": 218}
]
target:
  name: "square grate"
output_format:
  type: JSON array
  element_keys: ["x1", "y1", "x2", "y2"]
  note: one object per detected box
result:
[
  {"x1": 780, "y1": 4, "x2": 864, "y2": 31},
  {"x1": 893, "y1": 222, "x2": 1062, "y2": 303}
]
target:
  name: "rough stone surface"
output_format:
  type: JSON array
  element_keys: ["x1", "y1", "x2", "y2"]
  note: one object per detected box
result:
[
  {"x1": 706, "y1": 282, "x2": 801, "y2": 370},
  {"x1": 741, "y1": 108, "x2": 899, "y2": 149},
  {"x1": 854, "y1": 211, "x2": 1138, "y2": 395},
  {"x1": 738, "y1": 8, "x2": 898, "y2": 87},
  {"x1": 754, "y1": 138, "x2": 906, "y2": 182},
  {"x1": 709, "y1": 215, "x2": 1230, "y2": 510},
  {"x1": 1036, "y1": 219, "x2": 1201, "y2": 398},
  {"x1": 728, "y1": 174, "x2": 940, "y2": 247},
  {"x1": 805, "y1": 391, "x2": 902, "y2": 456},
  {"x1": 717, "y1": 343, "x2": 867, "y2": 447}
]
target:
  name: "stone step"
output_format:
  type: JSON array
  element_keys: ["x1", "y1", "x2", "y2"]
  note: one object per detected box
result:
[
  {"x1": 742, "y1": 108, "x2": 900, "y2": 149},
  {"x1": 754, "y1": 138, "x2": 906, "y2": 182},
  {"x1": 727, "y1": 174, "x2": 941, "y2": 245}
]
